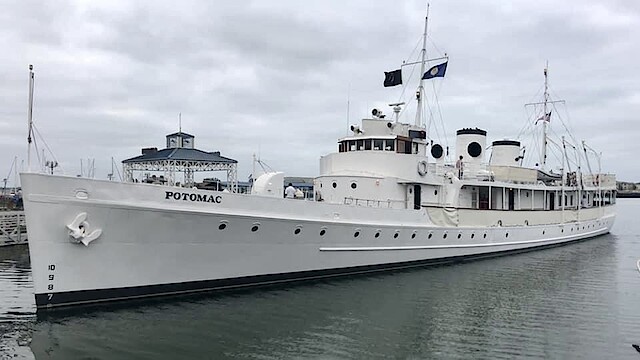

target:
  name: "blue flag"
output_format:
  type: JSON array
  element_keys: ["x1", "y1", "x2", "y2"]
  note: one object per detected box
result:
[{"x1": 422, "y1": 61, "x2": 448, "y2": 79}]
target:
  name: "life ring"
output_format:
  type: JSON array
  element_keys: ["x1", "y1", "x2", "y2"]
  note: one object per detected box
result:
[{"x1": 417, "y1": 160, "x2": 428, "y2": 176}]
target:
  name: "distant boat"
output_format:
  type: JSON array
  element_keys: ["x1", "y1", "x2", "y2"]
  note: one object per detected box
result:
[{"x1": 21, "y1": 11, "x2": 616, "y2": 309}]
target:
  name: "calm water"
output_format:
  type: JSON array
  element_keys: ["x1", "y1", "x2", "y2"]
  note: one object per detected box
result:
[{"x1": 1, "y1": 199, "x2": 640, "y2": 359}]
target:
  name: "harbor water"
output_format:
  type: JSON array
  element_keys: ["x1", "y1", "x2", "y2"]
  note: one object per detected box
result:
[{"x1": 1, "y1": 199, "x2": 639, "y2": 359}]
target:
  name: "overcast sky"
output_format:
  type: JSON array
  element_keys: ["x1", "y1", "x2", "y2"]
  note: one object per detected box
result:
[{"x1": 1, "y1": 0, "x2": 638, "y2": 187}]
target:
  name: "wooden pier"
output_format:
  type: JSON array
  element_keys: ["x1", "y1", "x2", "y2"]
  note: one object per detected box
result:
[{"x1": 0, "y1": 211, "x2": 28, "y2": 246}]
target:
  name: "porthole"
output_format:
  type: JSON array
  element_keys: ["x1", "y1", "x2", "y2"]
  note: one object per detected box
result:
[
  {"x1": 411, "y1": 232, "x2": 416, "y2": 239},
  {"x1": 320, "y1": 183, "x2": 323, "y2": 188},
  {"x1": 471, "y1": 233, "x2": 475, "y2": 239},
  {"x1": 457, "y1": 233, "x2": 462, "y2": 239},
  {"x1": 354, "y1": 231, "x2": 360, "y2": 238},
  {"x1": 561, "y1": 229, "x2": 564, "y2": 233},
  {"x1": 483, "y1": 233, "x2": 487, "y2": 239},
  {"x1": 467, "y1": 142, "x2": 482, "y2": 158},
  {"x1": 505, "y1": 233, "x2": 509, "y2": 238},
  {"x1": 351, "y1": 182, "x2": 357, "y2": 189},
  {"x1": 320, "y1": 229, "x2": 326, "y2": 236},
  {"x1": 443, "y1": 232, "x2": 448, "y2": 239},
  {"x1": 428, "y1": 232, "x2": 433, "y2": 239},
  {"x1": 332, "y1": 182, "x2": 337, "y2": 188},
  {"x1": 294, "y1": 228, "x2": 301, "y2": 235},
  {"x1": 218, "y1": 223, "x2": 227, "y2": 230},
  {"x1": 251, "y1": 225, "x2": 259, "y2": 232},
  {"x1": 375, "y1": 232, "x2": 380, "y2": 238},
  {"x1": 434, "y1": 190, "x2": 438, "y2": 195},
  {"x1": 543, "y1": 230, "x2": 546, "y2": 235},
  {"x1": 431, "y1": 144, "x2": 443, "y2": 158},
  {"x1": 394, "y1": 232, "x2": 399, "y2": 239}
]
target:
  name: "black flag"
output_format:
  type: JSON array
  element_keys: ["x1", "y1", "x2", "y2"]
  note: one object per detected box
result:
[{"x1": 384, "y1": 69, "x2": 402, "y2": 87}]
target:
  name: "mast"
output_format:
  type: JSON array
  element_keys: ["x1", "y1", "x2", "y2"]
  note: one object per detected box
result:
[
  {"x1": 524, "y1": 63, "x2": 564, "y2": 170},
  {"x1": 414, "y1": 4, "x2": 429, "y2": 128},
  {"x1": 541, "y1": 63, "x2": 549, "y2": 169},
  {"x1": 27, "y1": 65, "x2": 34, "y2": 172}
]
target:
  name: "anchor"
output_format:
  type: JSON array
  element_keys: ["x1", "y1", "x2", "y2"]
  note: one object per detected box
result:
[{"x1": 66, "y1": 212, "x2": 102, "y2": 246}]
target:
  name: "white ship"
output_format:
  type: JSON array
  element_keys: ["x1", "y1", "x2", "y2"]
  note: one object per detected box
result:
[{"x1": 21, "y1": 18, "x2": 616, "y2": 309}]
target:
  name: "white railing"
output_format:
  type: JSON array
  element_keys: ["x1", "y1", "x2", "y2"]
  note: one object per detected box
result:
[
  {"x1": 343, "y1": 197, "x2": 405, "y2": 209},
  {"x1": 0, "y1": 211, "x2": 28, "y2": 246}
]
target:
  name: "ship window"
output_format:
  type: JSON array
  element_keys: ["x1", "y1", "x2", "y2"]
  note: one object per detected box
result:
[
  {"x1": 351, "y1": 182, "x2": 357, "y2": 189},
  {"x1": 320, "y1": 229, "x2": 326, "y2": 236},
  {"x1": 332, "y1": 182, "x2": 337, "y2": 188},
  {"x1": 411, "y1": 232, "x2": 416, "y2": 239},
  {"x1": 357, "y1": 140, "x2": 364, "y2": 150},
  {"x1": 364, "y1": 140, "x2": 372, "y2": 150},
  {"x1": 428, "y1": 233, "x2": 433, "y2": 239},
  {"x1": 443, "y1": 233, "x2": 448, "y2": 239},
  {"x1": 471, "y1": 233, "x2": 475, "y2": 239},
  {"x1": 349, "y1": 140, "x2": 356, "y2": 151},
  {"x1": 354, "y1": 231, "x2": 360, "y2": 238},
  {"x1": 483, "y1": 233, "x2": 487, "y2": 238},
  {"x1": 457, "y1": 233, "x2": 461, "y2": 239},
  {"x1": 394, "y1": 232, "x2": 399, "y2": 238},
  {"x1": 339, "y1": 142, "x2": 346, "y2": 153},
  {"x1": 218, "y1": 223, "x2": 227, "y2": 230},
  {"x1": 251, "y1": 225, "x2": 259, "y2": 232},
  {"x1": 294, "y1": 228, "x2": 301, "y2": 235},
  {"x1": 374, "y1": 139, "x2": 384, "y2": 150},
  {"x1": 375, "y1": 231, "x2": 380, "y2": 238},
  {"x1": 468, "y1": 142, "x2": 482, "y2": 157},
  {"x1": 385, "y1": 139, "x2": 395, "y2": 151}
]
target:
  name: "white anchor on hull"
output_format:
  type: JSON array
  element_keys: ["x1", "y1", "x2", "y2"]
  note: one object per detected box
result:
[{"x1": 66, "y1": 212, "x2": 102, "y2": 246}]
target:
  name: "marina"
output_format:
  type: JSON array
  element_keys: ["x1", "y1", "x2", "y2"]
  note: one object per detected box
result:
[{"x1": 2, "y1": 1, "x2": 638, "y2": 358}]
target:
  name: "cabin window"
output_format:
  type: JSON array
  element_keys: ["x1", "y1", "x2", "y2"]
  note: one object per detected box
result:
[
  {"x1": 357, "y1": 140, "x2": 364, "y2": 150},
  {"x1": 413, "y1": 143, "x2": 419, "y2": 154},
  {"x1": 385, "y1": 139, "x2": 395, "y2": 151},
  {"x1": 364, "y1": 140, "x2": 372, "y2": 150},
  {"x1": 349, "y1": 140, "x2": 356, "y2": 151},
  {"x1": 339, "y1": 142, "x2": 346, "y2": 153},
  {"x1": 374, "y1": 139, "x2": 384, "y2": 150}
]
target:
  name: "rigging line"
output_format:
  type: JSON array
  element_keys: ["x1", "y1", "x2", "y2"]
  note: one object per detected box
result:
[
  {"x1": 431, "y1": 80, "x2": 449, "y2": 152},
  {"x1": 4, "y1": 157, "x2": 17, "y2": 183},
  {"x1": 32, "y1": 124, "x2": 64, "y2": 173}
]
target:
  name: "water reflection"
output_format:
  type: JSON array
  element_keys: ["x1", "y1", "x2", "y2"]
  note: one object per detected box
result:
[{"x1": 0, "y1": 244, "x2": 36, "y2": 359}]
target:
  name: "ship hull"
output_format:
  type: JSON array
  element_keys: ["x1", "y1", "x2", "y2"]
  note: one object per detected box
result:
[{"x1": 21, "y1": 173, "x2": 615, "y2": 309}]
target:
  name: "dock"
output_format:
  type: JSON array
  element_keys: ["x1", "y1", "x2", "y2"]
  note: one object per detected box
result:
[{"x1": 0, "y1": 211, "x2": 28, "y2": 246}]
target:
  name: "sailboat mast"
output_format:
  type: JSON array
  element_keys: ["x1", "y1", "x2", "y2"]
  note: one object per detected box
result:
[
  {"x1": 541, "y1": 63, "x2": 549, "y2": 169},
  {"x1": 27, "y1": 65, "x2": 34, "y2": 172},
  {"x1": 414, "y1": 4, "x2": 429, "y2": 128}
]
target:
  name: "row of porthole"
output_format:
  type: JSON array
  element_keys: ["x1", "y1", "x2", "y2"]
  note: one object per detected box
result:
[{"x1": 219, "y1": 220, "x2": 608, "y2": 236}]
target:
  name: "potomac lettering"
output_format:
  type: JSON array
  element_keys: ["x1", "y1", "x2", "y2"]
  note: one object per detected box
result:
[{"x1": 164, "y1": 191, "x2": 222, "y2": 204}]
